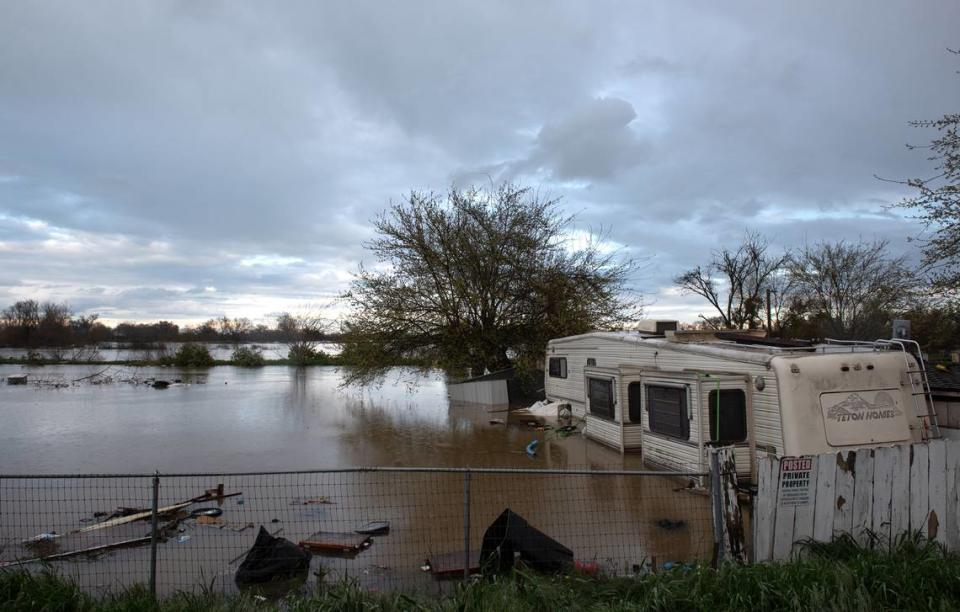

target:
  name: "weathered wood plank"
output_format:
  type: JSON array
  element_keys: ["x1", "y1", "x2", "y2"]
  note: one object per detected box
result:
[
  {"x1": 812, "y1": 453, "x2": 837, "y2": 542},
  {"x1": 851, "y1": 449, "x2": 874, "y2": 545},
  {"x1": 833, "y1": 451, "x2": 856, "y2": 537},
  {"x1": 790, "y1": 455, "x2": 819, "y2": 558},
  {"x1": 753, "y1": 456, "x2": 776, "y2": 562},
  {"x1": 928, "y1": 439, "x2": 948, "y2": 546},
  {"x1": 890, "y1": 444, "x2": 911, "y2": 542},
  {"x1": 772, "y1": 489, "x2": 797, "y2": 561},
  {"x1": 716, "y1": 447, "x2": 747, "y2": 563},
  {"x1": 949, "y1": 403, "x2": 960, "y2": 429},
  {"x1": 910, "y1": 443, "x2": 929, "y2": 535},
  {"x1": 752, "y1": 440, "x2": 960, "y2": 563},
  {"x1": 947, "y1": 440, "x2": 960, "y2": 552},
  {"x1": 872, "y1": 446, "x2": 895, "y2": 548}
]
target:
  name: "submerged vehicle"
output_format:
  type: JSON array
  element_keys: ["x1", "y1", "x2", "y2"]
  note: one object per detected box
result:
[{"x1": 544, "y1": 321, "x2": 939, "y2": 482}]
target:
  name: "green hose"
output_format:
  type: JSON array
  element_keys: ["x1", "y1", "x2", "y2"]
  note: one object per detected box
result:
[{"x1": 716, "y1": 380, "x2": 721, "y2": 442}]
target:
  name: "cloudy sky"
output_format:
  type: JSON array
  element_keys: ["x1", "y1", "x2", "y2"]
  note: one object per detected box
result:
[{"x1": 1, "y1": 1, "x2": 958, "y2": 326}]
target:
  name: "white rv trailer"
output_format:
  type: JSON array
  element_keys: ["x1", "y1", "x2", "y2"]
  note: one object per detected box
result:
[{"x1": 544, "y1": 325, "x2": 939, "y2": 482}]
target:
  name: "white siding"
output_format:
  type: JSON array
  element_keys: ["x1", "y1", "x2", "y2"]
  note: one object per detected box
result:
[
  {"x1": 623, "y1": 424, "x2": 643, "y2": 449},
  {"x1": 697, "y1": 378, "x2": 754, "y2": 479},
  {"x1": 544, "y1": 334, "x2": 787, "y2": 478},
  {"x1": 584, "y1": 415, "x2": 621, "y2": 451},
  {"x1": 640, "y1": 374, "x2": 703, "y2": 473},
  {"x1": 447, "y1": 379, "x2": 509, "y2": 407}
]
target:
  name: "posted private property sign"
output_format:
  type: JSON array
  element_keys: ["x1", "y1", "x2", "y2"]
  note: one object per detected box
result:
[{"x1": 777, "y1": 456, "x2": 813, "y2": 507}]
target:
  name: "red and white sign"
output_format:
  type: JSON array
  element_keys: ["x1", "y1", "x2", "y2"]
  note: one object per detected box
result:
[{"x1": 777, "y1": 456, "x2": 812, "y2": 507}]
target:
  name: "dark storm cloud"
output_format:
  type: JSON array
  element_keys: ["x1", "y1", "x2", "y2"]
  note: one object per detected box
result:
[
  {"x1": 0, "y1": 1, "x2": 957, "y2": 322},
  {"x1": 504, "y1": 97, "x2": 649, "y2": 181}
]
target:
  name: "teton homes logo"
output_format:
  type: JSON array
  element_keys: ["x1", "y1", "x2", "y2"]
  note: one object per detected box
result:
[{"x1": 826, "y1": 392, "x2": 902, "y2": 423}]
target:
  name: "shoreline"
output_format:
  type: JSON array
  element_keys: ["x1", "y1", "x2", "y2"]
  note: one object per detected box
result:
[{"x1": 0, "y1": 357, "x2": 345, "y2": 367}]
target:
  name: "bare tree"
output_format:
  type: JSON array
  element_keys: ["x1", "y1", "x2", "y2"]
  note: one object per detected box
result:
[
  {"x1": 276, "y1": 311, "x2": 328, "y2": 364},
  {"x1": 675, "y1": 232, "x2": 790, "y2": 330},
  {"x1": 216, "y1": 316, "x2": 253, "y2": 345},
  {"x1": 892, "y1": 50, "x2": 960, "y2": 296},
  {"x1": 1, "y1": 300, "x2": 41, "y2": 346},
  {"x1": 788, "y1": 239, "x2": 917, "y2": 340}
]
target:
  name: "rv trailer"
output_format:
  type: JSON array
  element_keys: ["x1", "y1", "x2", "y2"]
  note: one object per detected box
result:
[{"x1": 544, "y1": 323, "x2": 939, "y2": 482}]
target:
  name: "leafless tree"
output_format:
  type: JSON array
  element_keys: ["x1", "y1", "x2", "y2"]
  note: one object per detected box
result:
[
  {"x1": 788, "y1": 239, "x2": 917, "y2": 340},
  {"x1": 276, "y1": 311, "x2": 328, "y2": 364},
  {"x1": 675, "y1": 232, "x2": 790, "y2": 330},
  {"x1": 1, "y1": 300, "x2": 41, "y2": 344},
  {"x1": 891, "y1": 50, "x2": 960, "y2": 296},
  {"x1": 216, "y1": 316, "x2": 253, "y2": 344}
]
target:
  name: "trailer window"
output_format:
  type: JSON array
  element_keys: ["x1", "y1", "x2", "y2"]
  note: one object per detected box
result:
[
  {"x1": 708, "y1": 389, "x2": 747, "y2": 444},
  {"x1": 647, "y1": 385, "x2": 688, "y2": 440},
  {"x1": 628, "y1": 382, "x2": 642, "y2": 423},
  {"x1": 588, "y1": 378, "x2": 615, "y2": 420},
  {"x1": 548, "y1": 357, "x2": 567, "y2": 379}
]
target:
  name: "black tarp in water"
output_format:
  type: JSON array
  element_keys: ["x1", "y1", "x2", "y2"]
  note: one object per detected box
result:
[
  {"x1": 235, "y1": 526, "x2": 311, "y2": 586},
  {"x1": 479, "y1": 508, "x2": 573, "y2": 573}
]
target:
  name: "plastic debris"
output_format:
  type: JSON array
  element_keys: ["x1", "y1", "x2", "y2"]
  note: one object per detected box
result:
[
  {"x1": 235, "y1": 526, "x2": 310, "y2": 586},
  {"x1": 480, "y1": 508, "x2": 573, "y2": 573},
  {"x1": 655, "y1": 519, "x2": 686, "y2": 531},
  {"x1": 24, "y1": 532, "x2": 58, "y2": 543},
  {"x1": 355, "y1": 521, "x2": 390, "y2": 536}
]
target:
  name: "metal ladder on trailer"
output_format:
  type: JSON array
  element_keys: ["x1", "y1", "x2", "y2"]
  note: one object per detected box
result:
[{"x1": 876, "y1": 339, "x2": 942, "y2": 441}]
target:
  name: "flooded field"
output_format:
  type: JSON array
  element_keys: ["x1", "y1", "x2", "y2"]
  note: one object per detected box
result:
[
  {"x1": 0, "y1": 364, "x2": 645, "y2": 473},
  {"x1": 0, "y1": 365, "x2": 713, "y2": 595},
  {"x1": 0, "y1": 342, "x2": 340, "y2": 362}
]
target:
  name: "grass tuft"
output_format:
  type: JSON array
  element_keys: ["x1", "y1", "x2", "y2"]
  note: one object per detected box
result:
[{"x1": 3, "y1": 534, "x2": 960, "y2": 611}]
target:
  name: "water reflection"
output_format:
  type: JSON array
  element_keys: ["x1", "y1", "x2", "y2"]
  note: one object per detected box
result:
[{"x1": 0, "y1": 364, "x2": 646, "y2": 474}]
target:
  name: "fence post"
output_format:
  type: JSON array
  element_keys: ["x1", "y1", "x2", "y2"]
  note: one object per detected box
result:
[
  {"x1": 709, "y1": 450, "x2": 725, "y2": 564},
  {"x1": 710, "y1": 446, "x2": 747, "y2": 563},
  {"x1": 463, "y1": 469, "x2": 472, "y2": 580},
  {"x1": 149, "y1": 472, "x2": 160, "y2": 599}
]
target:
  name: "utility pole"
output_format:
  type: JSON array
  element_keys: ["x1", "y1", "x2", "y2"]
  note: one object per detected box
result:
[{"x1": 765, "y1": 288, "x2": 772, "y2": 335}]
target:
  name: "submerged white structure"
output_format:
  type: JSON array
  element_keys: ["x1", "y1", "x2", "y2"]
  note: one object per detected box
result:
[{"x1": 544, "y1": 323, "x2": 939, "y2": 481}]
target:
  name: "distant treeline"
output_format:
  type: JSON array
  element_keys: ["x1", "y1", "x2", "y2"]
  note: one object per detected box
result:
[{"x1": 0, "y1": 300, "x2": 339, "y2": 348}]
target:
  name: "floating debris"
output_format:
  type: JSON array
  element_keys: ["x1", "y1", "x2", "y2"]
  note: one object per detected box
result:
[
  {"x1": 290, "y1": 497, "x2": 335, "y2": 505},
  {"x1": 355, "y1": 521, "x2": 390, "y2": 536},
  {"x1": 655, "y1": 519, "x2": 686, "y2": 531},
  {"x1": 299, "y1": 531, "x2": 371, "y2": 554}
]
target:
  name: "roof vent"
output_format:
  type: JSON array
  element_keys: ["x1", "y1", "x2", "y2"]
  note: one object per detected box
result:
[{"x1": 631, "y1": 319, "x2": 679, "y2": 334}]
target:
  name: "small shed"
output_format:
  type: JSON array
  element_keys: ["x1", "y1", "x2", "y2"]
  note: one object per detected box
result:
[
  {"x1": 928, "y1": 363, "x2": 960, "y2": 438},
  {"x1": 447, "y1": 368, "x2": 514, "y2": 409}
]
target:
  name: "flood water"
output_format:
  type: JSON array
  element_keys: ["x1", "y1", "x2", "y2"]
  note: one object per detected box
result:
[
  {"x1": 0, "y1": 364, "x2": 640, "y2": 473},
  {"x1": 0, "y1": 365, "x2": 713, "y2": 596},
  {"x1": 0, "y1": 341, "x2": 340, "y2": 362}
]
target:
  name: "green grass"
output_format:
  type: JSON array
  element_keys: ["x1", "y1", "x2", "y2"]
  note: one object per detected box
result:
[{"x1": 3, "y1": 533, "x2": 960, "y2": 611}]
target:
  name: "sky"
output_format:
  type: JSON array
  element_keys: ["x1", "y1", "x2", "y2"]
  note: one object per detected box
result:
[{"x1": 1, "y1": 1, "x2": 958, "y2": 326}]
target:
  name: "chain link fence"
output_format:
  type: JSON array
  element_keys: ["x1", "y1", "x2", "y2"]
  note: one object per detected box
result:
[{"x1": 0, "y1": 467, "x2": 715, "y2": 597}]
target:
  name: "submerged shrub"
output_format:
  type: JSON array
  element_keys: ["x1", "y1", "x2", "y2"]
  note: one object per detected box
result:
[
  {"x1": 172, "y1": 343, "x2": 214, "y2": 368},
  {"x1": 287, "y1": 344, "x2": 331, "y2": 365},
  {"x1": 231, "y1": 346, "x2": 265, "y2": 367}
]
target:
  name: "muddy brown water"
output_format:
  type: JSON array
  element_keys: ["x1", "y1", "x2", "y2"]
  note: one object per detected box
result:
[{"x1": 0, "y1": 365, "x2": 712, "y2": 596}]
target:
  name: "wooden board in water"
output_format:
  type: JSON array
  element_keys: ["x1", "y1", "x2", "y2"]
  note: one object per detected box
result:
[
  {"x1": 299, "y1": 531, "x2": 370, "y2": 552},
  {"x1": 426, "y1": 550, "x2": 481, "y2": 576}
]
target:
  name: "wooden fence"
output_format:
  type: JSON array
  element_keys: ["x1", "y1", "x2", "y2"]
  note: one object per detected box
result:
[{"x1": 753, "y1": 438, "x2": 960, "y2": 562}]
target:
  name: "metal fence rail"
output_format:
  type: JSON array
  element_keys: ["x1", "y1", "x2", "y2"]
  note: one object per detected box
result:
[{"x1": 0, "y1": 467, "x2": 713, "y2": 597}]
